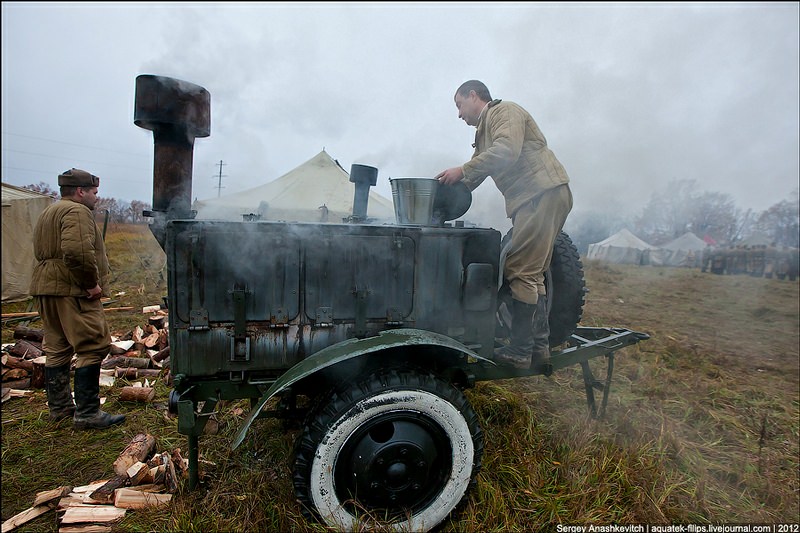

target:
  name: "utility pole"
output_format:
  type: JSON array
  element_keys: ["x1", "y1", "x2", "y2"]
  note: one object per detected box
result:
[{"x1": 214, "y1": 160, "x2": 227, "y2": 197}]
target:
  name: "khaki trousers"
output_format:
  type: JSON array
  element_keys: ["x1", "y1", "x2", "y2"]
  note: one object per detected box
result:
[
  {"x1": 35, "y1": 296, "x2": 111, "y2": 368},
  {"x1": 504, "y1": 184, "x2": 573, "y2": 305}
]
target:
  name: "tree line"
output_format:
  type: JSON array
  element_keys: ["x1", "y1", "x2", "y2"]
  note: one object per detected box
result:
[
  {"x1": 21, "y1": 181, "x2": 152, "y2": 224},
  {"x1": 566, "y1": 180, "x2": 799, "y2": 255}
]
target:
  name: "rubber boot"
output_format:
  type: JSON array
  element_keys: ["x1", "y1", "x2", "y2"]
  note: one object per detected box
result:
[
  {"x1": 494, "y1": 299, "x2": 536, "y2": 369},
  {"x1": 73, "y1": 364, "x2": 125, "y2": 430},
  {"x1": 530, "y1": 295, "x2": 553, "y2": 376},
  {"x1": 45, "y1": 364, "x2": 75, "y2": 421}
]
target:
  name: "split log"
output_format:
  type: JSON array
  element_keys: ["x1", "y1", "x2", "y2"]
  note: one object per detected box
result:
[
  {"x1": 142, "y1": 305, "x2": 161, "y2": 314},
  {"x1": 59, "y1": 525, "x2": 113, "y2": 533},
  {"x1": 114, "y1": 368, "x2": 162, "y2": 380},
  {"x1": 113, "y1": 488, "x2": 172, "y2": 509},
  {"x1": 157, "y1": 329, "x2": 169, "y2": 350},
  {"x1": 144, "y1": 324, "x2": 159, "y2": 335},
  {"x1": 57, "y1": 494, "x2": 86, "y2": 509},
  {"x1": 131, "y1": 326, "x2": 144, "y2": 344},
  {"x1": 71, "y1": 481, "x2": 108, "y2": 494},
  {"x1": 30, "y1": 357, "x2": 46, "y2": 389},
  {"x1": 1, "y1": 504, "x2": 54, "y2": 533},
  {"x1": 112, "y1": 433, "x2": 156, "y2": 476},
  {"x1": 13, "y1": 326, "x2": 44, "y2": 343},
  {"x1": 122, "y1": 483, "x2": 164, "y2": 493},
  {"x1": 59, "y1": 505, "x2": 126, "y2": 525},
  {"x1": 150, "y1": 465, "x2": 165, "y2": 485},
  {"x1": 87, "y1": 475, "x2": 128, "y2": 504},
  {"x1": 33, "y1": 485, "x2": 72, "y2": 507},
  {"x1": 2, "y1": 368, "x2": 29, "y2": 382},
  {"x1": 108, "y1": 341, "x2": 134, "y2": 356},
  {"x1": 147, "y1": 315, "x2": 166, "y2": 329},
  {"x1": 3, "y1": 355, "x2": 34, "y2": 372},
  {"x1": 143, "y1": 333, "x2": 160, "y2": 349},
  {"x1": 118, "y1": 386, "x2": 155, "y2": 403},
  {"x1": 151, "y1": 346, "x2": 170, "y2": 364},
  {"x1": 125, "y1": 462, "x2": 154, "y2": 486},
  {"x1": 1, "y1": 378, "x2": 30, "y2": 390},
  {"x1": 161, "y1": 452, "x2": 179, "y2": 493},
  {"x1": 171, "y1": 448, "x2": 188, "y2": 479},
  {"x1": 101, "y1": 356, "x2": 149, "y2": 370},
  {"x1": 8, "y1": 340, "x2": 43, "y2": 359}
]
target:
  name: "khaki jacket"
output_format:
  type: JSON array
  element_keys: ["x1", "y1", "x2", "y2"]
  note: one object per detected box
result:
[
  {"x1": 29, "y1": 199, "x2": 109, "y2": 297},
  {"x1": 462, "y1": 99, "x2": 570, "y2": 218}
]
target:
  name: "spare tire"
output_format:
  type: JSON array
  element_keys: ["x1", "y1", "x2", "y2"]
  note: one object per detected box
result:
[{"x1": 496, "y1": 230, "x2": 586, "y2": 347}]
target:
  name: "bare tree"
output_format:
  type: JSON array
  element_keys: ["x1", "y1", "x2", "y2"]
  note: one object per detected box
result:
[
  {"x1": 22, "y1": 182, "x2": 59, "y2": 198},
  {"x1": 752, "y1": 190, "x2": 800, "y2": 247}
]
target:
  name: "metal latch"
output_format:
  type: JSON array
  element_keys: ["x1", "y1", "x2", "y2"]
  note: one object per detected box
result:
[
  {"x1": 316, "y1": 307, "x2": 334, "y2": 327},
  {"x1": 189, "y1": 309, "x2": 209, "y2": 331}
]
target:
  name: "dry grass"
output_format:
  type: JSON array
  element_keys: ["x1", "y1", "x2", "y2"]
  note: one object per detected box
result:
[{"x1": 2, "y1": 224, "x2": 798, "y2": 531}]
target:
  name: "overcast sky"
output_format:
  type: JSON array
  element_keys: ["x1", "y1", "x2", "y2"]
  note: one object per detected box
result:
[{"x1": 2, "y1": 2, "x2": 798, "y2": 231}]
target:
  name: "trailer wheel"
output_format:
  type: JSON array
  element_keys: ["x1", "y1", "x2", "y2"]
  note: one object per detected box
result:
[
  {"x1": 293, "y1": 369, "x2": 483, "y2": 532},
  {"x1": 498, "y1": 230, "x2": 586, "y2": 346}
]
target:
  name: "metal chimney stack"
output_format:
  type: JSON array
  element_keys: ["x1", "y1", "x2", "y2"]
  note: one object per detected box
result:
[{"x1": 349, "y1": 164, "x2": 378, "y2": 223}]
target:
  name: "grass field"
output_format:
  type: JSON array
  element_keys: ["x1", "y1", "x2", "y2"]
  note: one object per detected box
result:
[{"x1": 2, "y1": 223, "x2": 798, "y2": 532}]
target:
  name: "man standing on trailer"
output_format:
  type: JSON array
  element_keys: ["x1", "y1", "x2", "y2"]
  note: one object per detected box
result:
[{"x1": 436, "y1": 80, "x2": 573, "y2": 372}]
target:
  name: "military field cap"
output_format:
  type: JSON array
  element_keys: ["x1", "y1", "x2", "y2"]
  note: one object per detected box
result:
[{"x1": 58, "y1": 168, "x2": 100, "y2": 187}]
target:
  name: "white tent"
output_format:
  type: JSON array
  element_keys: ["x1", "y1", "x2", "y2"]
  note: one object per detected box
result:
[
  {"x1": 2, "y1": 183, "x2": 54, "y2": 302},
  {"x1": 586, "y1": 228, "x2": 663, "y2": 265},
  {"x1": 193, "y1": 150, "x2": 395, "y2": 223},
  {"x1": 661, "y1": 232, "x2": 707, "y2": 267}
]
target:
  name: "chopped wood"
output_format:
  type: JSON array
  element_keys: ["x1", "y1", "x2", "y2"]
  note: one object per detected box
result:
[
  {"x1": 131, "y1": 326, "x2": 144, "y2": 344},
  {"x1": 13, "y1": 326, "x2": 44, "y2": 343},
  {"x1": 2, "y1": 378, "x2": 30, "y2": 390},
  {"x1": 113, "y1": 488, "x2": 172, "y2": 509},
  {"x1": 171, "y1": 448, "x2": 188, "y2": 479},
  {"x1": 150, "y1": 465, "x2": 165, "y2": 485},
  {"x1": 30, "y1": 358, "x2": 45, "y2": 389},
  {"x1": 114, "y1": 368, "x2": 161, "y2": 380},
  {"x1": 8, "y1": 340, "x2": 43, "y2": 359},
  {"x1": 151, "y1": 345, "x2": 170, "y2": 364},
  {"x1": 112, "y1": 433, "x2": 156, "y2": 476},
  {"x1": 125, "y1": 462, "x2": 153, "y2": 486},
  {"x1": 157, "y1": 329, "x2": 169, "y2": 350},
  {"x1": 162, "y1": 452, "x2": 179, "y2": 493},
  {"x1": 143, "y1": 333, "x2": 160, "y2": 348},
  {"x1": 59, "y1": 505, "x2": 126, "y2": 525},
  {"x1": 1, "y1": 388, "x2": 30, "y2": 403},
  {"x1": 108, "y1": 341, "x2": 134, "y2": 356},
  {"x1": 57, "y1": 494, "x2": 86, "y2": 509},
  {"x1": 1, "y1": 503, "x2": 54, "y2": 533},
  {"x1": 122, "y1": 483, "x2": 164, "y2": 493},
  {"x1": 142, "y1": 305, "x2": 161, "y2": 314},
  {"x1": 88, "y1": 475, "x2": 129, "y2": 504},
  {"x1": 71, "y1": 481, "x2": 108, "y2": 494},
  {"x1": 33, "y1": 486, "x2": 72, "y2": 507},
  {"x1": 147, "y1": 315, "x2": 166, "y2": 329},
  {"x1": 2, "y1": 368, "x2": 29, "y2": 381},
  {"x1": 118, "y1": 386, "x2": 155, "y2": 403},
  {"x1": 100, "y1": 356, "x2": 149, "y2": 370},
  {"x1": 144, "y1": 324, "x2": 159, "y2": 335},
  {"x1": 3, "y1": 355, "x2": 34, "y2": 372},
  {"x1": 59, "y1": 525, "x2": 113, "y2": 533}
]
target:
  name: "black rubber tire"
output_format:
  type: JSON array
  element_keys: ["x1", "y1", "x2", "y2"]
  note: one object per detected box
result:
[
  {"x1": 293, "y1": 369, "x2": 483, "y2": 532},
  {"x1": 497, "y1": 230, "x2": 586, "y2": 346}
]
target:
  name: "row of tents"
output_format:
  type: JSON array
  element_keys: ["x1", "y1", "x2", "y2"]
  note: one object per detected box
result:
[{"x1": 586, "y1": 228, "x2": 706, "y2": 267}]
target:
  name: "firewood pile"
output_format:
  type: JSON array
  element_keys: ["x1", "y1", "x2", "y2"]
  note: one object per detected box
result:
[
  {"x1": 1, "y1": 307, "x2": 171, "y2": 402},
  {"x1": 1, "y1": 433, "x2": 189, "y2": 532}
]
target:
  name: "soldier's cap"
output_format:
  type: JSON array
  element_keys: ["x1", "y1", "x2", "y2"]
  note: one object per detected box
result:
[{"x1": 58, "y1": 168, "x2": 100, "y2": 187}]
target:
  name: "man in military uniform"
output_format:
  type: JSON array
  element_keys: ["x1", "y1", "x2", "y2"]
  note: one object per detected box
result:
[{"x1": 30, "y1": 168, "x2": 126, "y2": 430}]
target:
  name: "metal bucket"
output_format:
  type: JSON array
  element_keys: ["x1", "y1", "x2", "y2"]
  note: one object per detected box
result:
[{"x1": 390, "y1": 177, "x2": 439, "y2": 225}]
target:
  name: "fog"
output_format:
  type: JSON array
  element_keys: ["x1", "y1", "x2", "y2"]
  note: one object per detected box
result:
[{"x1": 2, "y1": 2, "x2": 798, "y2": 234}]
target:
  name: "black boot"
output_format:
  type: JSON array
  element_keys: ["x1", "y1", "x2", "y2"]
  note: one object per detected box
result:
[
  {"x1": 494, "y1": 299, "x2": 536, "y2": 369},
  {"x1": 73, "y1": 364, "x2": 125, "y2": 430},
  {"x1": 531, "y1": 296, "x2": 553, "y2": 376},
  {"x1": 45, "y1": 364, "x2": 75, "y2": 421}
]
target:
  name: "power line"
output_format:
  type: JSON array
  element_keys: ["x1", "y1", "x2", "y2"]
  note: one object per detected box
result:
[{"x1": 1, "y1": 131, "x2": 149, "y2": 157}]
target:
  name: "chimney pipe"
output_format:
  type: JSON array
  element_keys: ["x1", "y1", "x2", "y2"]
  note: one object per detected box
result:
[
  {"x1": 134, "y1": 75, "x2": 210, "y2": 246},
  {"x1": 349, "y1": 164, "x2": 378, "y2": 223}
]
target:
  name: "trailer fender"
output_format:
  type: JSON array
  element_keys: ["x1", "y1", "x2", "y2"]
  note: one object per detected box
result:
[{"x1": 231, "y1": 328, "x2": 493, "y2": 450}]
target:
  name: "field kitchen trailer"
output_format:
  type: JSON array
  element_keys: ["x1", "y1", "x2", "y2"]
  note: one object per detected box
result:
[{"x1": 134, "y1": 74, "x2": 649, "y2": 532}]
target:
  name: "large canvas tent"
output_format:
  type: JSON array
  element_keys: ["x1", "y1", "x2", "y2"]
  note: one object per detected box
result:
[
  {"x1": 586, "y1": 228, "x2": 663, "y2": 265},
  {"x1": 2, "y1": 183, "x2": 54, "y2": 302},
  {"x1": 661, "y1": 232, "x2": 707, "y2": 267},
  {"x1": 193, "y1": 150, "x2": 395, "y2": 223}
]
